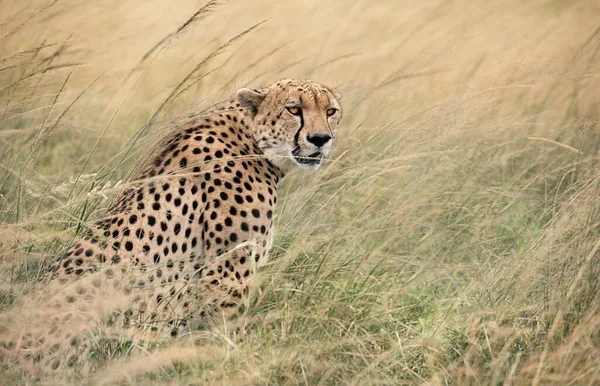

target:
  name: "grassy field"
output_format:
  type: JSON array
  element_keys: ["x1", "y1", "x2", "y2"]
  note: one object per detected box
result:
[{"x1": 1, "y1": 0, "x2": 600, "y2": 384}]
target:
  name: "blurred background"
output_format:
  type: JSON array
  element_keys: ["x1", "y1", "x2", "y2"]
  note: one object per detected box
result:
[{"x1": 1, "y1": 0, "x2": 600, "y2": 384}]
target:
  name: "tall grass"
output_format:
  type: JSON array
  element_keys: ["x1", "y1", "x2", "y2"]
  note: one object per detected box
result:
[{"x1": 1, "y1": 0, "x2": 599, "y2": 384}]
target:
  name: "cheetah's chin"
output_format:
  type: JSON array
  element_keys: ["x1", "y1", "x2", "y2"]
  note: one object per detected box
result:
[{"x1": 292, "y1": 152, "x2": 323, "y2": 171}]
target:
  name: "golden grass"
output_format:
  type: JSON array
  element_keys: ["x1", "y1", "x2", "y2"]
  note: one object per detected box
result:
[{"x1": 1, "y1": 0, "x2": 600, "y2": 384}]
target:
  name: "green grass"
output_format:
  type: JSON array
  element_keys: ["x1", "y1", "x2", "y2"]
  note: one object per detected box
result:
[{"x1": 1, "y1": 0, "x2": 600, "y2": 384}]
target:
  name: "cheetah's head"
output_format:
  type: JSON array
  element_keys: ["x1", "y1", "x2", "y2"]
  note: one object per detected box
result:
[{"x1": 237, "y1": 79, "x2": 341, "y2": 173}]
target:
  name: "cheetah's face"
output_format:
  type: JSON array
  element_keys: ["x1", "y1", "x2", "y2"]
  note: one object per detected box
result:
[{"x1": 237, "y1": 79, "x2": 341, "y2": 173}]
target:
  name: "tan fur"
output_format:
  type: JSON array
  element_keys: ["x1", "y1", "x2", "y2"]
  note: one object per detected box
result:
[{"x1": 0, "y1": 79, "x2": 341, "y2": 380}]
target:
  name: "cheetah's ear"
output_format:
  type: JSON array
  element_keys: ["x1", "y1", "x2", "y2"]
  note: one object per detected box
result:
[
  {"x1": 236, "y1": 88, "x2": 266, "y2": 117},
  {"x1": 324, "y1": 85, "x2": 341, "y2": 101}
]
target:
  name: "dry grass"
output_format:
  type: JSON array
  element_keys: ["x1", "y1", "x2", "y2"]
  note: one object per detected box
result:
[{"x1": 1, "y1": 0, "x2": 600, "y2": 384}]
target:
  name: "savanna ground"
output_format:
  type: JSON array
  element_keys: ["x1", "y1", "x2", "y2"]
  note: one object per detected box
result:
[{"x1": 1, "y1": 0, "x2": 600, "y2": 384}]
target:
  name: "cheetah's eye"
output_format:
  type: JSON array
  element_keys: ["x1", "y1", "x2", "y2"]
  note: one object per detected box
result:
[
  {"x1": 286, "y1": 106, "x2": 302, "y2": 116},
  {"x1": 326, "y1": 108, "x2": 338, "y2": 117}
]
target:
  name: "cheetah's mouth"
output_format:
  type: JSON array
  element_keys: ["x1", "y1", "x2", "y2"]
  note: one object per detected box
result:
[{"x1": 292, "y1": 148, "x2": 323, "y2": 166}]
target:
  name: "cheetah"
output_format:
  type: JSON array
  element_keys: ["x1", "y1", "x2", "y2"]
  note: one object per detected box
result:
[{"x1": 0, "y1": 78, "x2": 341, "y2": 379}]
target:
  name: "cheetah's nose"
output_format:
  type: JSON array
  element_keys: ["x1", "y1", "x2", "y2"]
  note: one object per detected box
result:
[{"x1": 307, "y1": 134, "x2": 331, "y2": 148}]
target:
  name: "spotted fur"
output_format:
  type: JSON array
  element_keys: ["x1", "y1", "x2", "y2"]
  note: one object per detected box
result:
[{"x1": 0, "y1": 79, "x2": 342, "y2": 379}]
